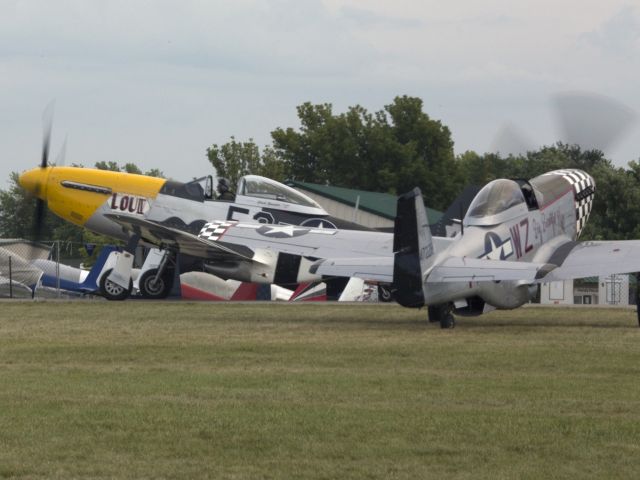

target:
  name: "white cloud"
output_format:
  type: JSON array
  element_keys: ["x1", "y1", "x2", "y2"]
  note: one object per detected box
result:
[
  {"x1": 1, "y1": 0, "x2": 639, "y2": 188},
  {"x1": 581, "y1": 5, "x2": 640, "y2": 58}
]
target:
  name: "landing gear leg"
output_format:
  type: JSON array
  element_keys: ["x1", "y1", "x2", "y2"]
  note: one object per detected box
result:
[
  {"x1": 635, "y1": 273, "x2": 640, "y2": 327},
  {"x1": 139, "y1": 249, "x2": 176, "y2": 300},
  {"x1": 428, "y1": 304, "x2": 455, "y2": 329},
  {"x1": 378, "y1": 284, "x2": 395, "y2": 303}
]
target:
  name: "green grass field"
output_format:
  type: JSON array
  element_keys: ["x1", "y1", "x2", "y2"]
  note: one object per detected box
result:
[{"x1": 1, "y1": 302, "x2": 640, "y2": 479}]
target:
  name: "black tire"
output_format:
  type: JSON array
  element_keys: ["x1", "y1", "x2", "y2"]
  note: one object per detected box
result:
[
  {"x1": 440, "y1": 313, "x2": 456, "y2": 329},
  {"x1": 427, "y1": 305, "x2": 441, "y2": 323},
  {"x1": 100, "y1": 268, "x2": 132, "y2": 301},
  {"x1": 378, "y1": 285, "x2": 394, "y2": 303},
  {"x1": 139, "y1": 268, "x2": 174, "y2": 299}
]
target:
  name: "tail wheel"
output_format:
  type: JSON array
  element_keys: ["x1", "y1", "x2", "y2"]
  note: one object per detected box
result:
[
  {"x1": 440, "y1": 313, "x2": 456, "y2": 329},
  {"x1": 100, "y1": 268, "x2": 132, "y2": 301},
  {"x1": 378, "y1": 285, "x2": 394, "y2": 303},
  {"x1": 139, "y1": 268, "x2": 174, "y2": 299},
  {"x1": 428, "y1": 304, "x2": 456, "y2": 328}
]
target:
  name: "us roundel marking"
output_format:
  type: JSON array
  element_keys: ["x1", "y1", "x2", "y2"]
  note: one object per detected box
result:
[
  {"x1": 257, "y1": 225, "x2": 310, "y2": 238},
  {"x1": 479, "y1": 231, "x2": 514, "y2": 260},
  {"x1": 300, "y1": 218, "x2": 337, "y2": 229}
]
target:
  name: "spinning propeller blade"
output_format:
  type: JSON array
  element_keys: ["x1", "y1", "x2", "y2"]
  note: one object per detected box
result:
[
  {"x1": 32, "y1": 101, "x2": 55, "y2": 240},
  {"x1": 491, "y1": 92, "x2": 638, "y2": 157},
  {"x1": 553, "y1": 92, "x2": 637, "y2": 154}
]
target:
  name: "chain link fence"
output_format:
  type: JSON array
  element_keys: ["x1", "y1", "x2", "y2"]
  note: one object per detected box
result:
[
  {"x1": 3, "y1": 239, "x2": 640, "y2": 304},
  {"x1": 0, "y1": 239, "x2": 106, "y2": 299}
]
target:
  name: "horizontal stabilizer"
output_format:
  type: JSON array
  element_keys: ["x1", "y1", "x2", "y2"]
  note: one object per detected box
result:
[
  {"x1": 310, "y1": 257, "x2": 393, "y2": 283},
  {"x1": 427, "y1": 257, "x2": 551, "y2": 283}
]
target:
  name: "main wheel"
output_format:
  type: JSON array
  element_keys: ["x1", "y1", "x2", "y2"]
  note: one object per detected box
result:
[
  {"x1": 427, "y1": 305, "x2": 441, "y2": 323},
  {"x1": 378, "y1": 285, "x2": 394, "y2": 303},
  {"x1": 440, "y1": 313, "x2": 456, "y2": 329},
  {"x1": 99, "y1": 268, "x2": 132, "y2": 301},
  {"x1": 138, "y1": 268, "x2": 174, "y2": 299}
]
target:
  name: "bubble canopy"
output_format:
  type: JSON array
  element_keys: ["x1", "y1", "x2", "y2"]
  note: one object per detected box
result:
[
  {"x1": 239, "y1": 175, "x2": 323, "y2": 209},
  {"x1": 466, "y1": 179, "x2": 526, "y2": 221}
]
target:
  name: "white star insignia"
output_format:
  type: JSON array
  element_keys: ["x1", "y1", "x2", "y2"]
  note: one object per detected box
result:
[{"x1": 264, "y1": 225, "x2": 300, "y2": 237}]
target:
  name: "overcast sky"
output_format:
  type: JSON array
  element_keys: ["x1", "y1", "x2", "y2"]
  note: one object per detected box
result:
[{"x1": 1, "y1": 0, "x2": 639, "y2": 187}]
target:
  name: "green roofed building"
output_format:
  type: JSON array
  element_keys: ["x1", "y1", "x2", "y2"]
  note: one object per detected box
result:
[{"x1": 286, "y1": 181, "x2": 442, "y2": 230}]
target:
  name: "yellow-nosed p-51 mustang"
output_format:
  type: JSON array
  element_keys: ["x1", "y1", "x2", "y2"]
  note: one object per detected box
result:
[{"x1": 19, "y1": 164, "x2": 367, "y2": 299}]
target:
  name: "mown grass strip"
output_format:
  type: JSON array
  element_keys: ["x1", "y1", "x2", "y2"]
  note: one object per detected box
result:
[{"x1": 0, "y1": 302, "x2": 639, "y2": 479}]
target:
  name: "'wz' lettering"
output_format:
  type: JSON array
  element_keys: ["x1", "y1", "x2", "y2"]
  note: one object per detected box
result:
[{"x1": 510, "y1": 218, "x2": 534, "y2": 259}]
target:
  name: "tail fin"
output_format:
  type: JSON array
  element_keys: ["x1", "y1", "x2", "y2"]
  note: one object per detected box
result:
[
  {"x1": 81, "y1": 245, "x2": 118, "y2": 291},
  {"x1": 393, "y1": 188, "x2": 433, "y2": 308},
  {"x1": 289, "y1": 282, "x2": 327, "y2": 302},
  {"x1": 230, "y1": 282, "x2": 259, "y2": 300}
]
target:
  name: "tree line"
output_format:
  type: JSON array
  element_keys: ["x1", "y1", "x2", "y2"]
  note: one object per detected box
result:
[
  {"x1": 208, "y1": 96, "x2": 640, "y2": 241},
  {"x1": 1, "y1": 95, "x2": 639, "y2": 254}
]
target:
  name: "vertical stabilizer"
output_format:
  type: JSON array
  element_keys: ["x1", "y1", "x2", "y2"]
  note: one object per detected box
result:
[
  {"x1": 393, "y1": 188, "x2": 433, "y2": 307},
  {"x1": 81, "y1": 246, "x2": 118, "y2": 291}
]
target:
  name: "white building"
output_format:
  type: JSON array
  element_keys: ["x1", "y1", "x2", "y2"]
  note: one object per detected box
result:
[{"x1": 540, "y1": 275, "x2": 633, "y2": 306}]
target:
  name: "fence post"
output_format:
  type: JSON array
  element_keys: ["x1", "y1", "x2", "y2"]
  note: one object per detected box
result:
[
  {"x1": 9, "y1": 255, "x2": 12, "y2": 299},
  {"x1": 56, "y1": 241, "x2": 61, "y2": 298}
]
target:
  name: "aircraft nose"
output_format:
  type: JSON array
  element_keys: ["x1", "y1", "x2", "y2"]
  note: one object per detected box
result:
[{"x1": 19, "y1": 167, "x2": 50, "y2": 200}]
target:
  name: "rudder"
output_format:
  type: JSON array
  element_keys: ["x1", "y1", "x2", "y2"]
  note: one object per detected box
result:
[{"x1": 393, "y1": 188, "x2": 433, "y2": 308}]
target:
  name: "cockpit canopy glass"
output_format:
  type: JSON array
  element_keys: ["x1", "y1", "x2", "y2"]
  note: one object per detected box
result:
[
  {"x1": 467, "y1": 179, "x2": 526, "y2": 218},
  {"x1": 240, "y1": 175, "x2": 321, "y2": 208}
]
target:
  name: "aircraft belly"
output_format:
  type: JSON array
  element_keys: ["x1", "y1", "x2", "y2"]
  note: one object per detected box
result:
[
  {"x1": 476, "y1": 282, "x2": 533, "y2": 309},
  {"x1": 423, "y1": 281, "x2": 479, "y2": 306},
  {"x1": 85, "y1": 206, "x2": 131, "y2": 241},
  {"x1": 423, "y1": 280, "x2": 532, "y2": 310}
]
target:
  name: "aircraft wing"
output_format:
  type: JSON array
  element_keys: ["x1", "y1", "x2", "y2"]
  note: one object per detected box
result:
[
  {"x1": 211, "y1": 222, "x2": 394, "y2": 260},
  {"x1": 104, "y1": 214, "x2": 255, "y2": 261},
  {"x1": 538, "y1": 240, "x2": 640, "y2": 281}
]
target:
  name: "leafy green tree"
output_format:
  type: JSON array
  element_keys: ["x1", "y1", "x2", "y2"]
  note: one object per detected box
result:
[
  {"x1": 260, "y1": 147, "x2": 287, "y2": 184},
  {"x1": 206, "y1": 137, "x2": 286, "y2": 188},
  {"x1": 144, "y1": 168, "x2": 164, "y2": 178},
  {"x1": 271, "y1": 103, "x2": 334, "y2": 184},
  {"x1": 95, "y1": 161, "x2": 120, "y2": 171},
  {"x1": 0, "y1": 172, "x2": 43, "y2": 240},
  {"x1": 93, "y1": 162, "x2": 164, "y2": 178},
  {"x1": 123, "y1": 163, "x2": 142, "y2": 174},
  {"x1": 455, "y1": 151, "x2": 507, "y2": 186},
  {"x1": 270, "y1": 96, "x2": 457, "y2": 210}
]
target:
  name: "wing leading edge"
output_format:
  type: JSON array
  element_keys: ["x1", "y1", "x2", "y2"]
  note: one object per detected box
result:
[
  {"x1": 104, "y1": 214, "x2": 255, "y2": 261},
  {"x1": 537, "y1": 240, "x2": 640, "y2": 282}
]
